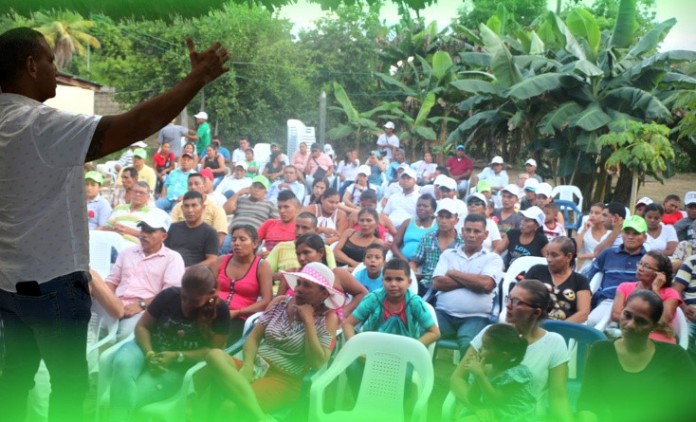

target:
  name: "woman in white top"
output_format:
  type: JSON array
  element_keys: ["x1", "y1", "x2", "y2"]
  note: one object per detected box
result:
[
  {"x1": 575, "y1": 202, "x2": 609, "y2": 273},
  {"x1": 303, "y1": 187, "x2": 348, "y2": 245},
  {"x1": 453, "y1": 279, "x2": 573, "y2": 422},
  {"x1": 643, "y1": 203, "x2": 678, "y2": 256},
  {"x1": 415, "y1": 151, "x2": 437, "y2": 185},
  {"x1": 336, "y1": 150, "x2": 360, "y2": 195}
]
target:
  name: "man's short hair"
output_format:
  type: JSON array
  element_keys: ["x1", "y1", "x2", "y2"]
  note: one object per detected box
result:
[
  {"x1": 277, "y1": 190, "x2": 300, "y2": 206},
  {"x1": 605, "y1": 202, "x2": 627, "y2": 219},
  {"x1": 0, "y1": 28, "x2": 43, "y2": 85},
  {"x1": 133, "y1": 181, "x2": 150, "y2": 192},
  {"x1": 188, "y1": 172, "x2": 205, "y2": 181},
  {"x1": 436, "y1": 165, "x2": 449, "y2": 176},
  {"x1": 464, "y1": 213, "x2": 487, "y2": 227},
  {"x1": 122, "y1": 167, "x2": 138, "y2": 179},
  {"x1": 183, "y1": 190, "x2": 204, "y2": 203},
  {"x1": 296, "y1": 211, "x2": 318, "y2": 227}
]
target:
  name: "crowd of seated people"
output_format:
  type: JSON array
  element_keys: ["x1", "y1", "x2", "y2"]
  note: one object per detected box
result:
[{"x1": 78, "y1": 137, "x2": 696, "y2": 421}]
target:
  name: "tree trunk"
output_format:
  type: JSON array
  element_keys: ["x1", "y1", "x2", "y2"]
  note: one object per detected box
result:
[{"x1": 613, "y1": 164, "x2": 633, "y2": 204}]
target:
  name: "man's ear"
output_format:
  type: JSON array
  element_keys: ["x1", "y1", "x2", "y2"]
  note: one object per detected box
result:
[{"x1": 26, "y1": 55, "x2": 38, "y2": 78}]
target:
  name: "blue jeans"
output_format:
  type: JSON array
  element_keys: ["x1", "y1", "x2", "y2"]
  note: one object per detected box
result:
[
  {"x1": 436, "y1": 311, "x2": 489, "y2": 355},
  {"x1": 0, "y1": 271, "x2": 92, "y2": 422},
  {"x1": 108, "y1": 341, "x2": 184, "y2": 422},
  {"x1": 155, "y1": 197, "x2": 177, "y2": 212}
]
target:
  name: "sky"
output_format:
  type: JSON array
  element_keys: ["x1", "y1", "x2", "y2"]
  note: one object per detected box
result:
[{"x1": 279, "y1": 0, "x2": 696, "y2": 51}]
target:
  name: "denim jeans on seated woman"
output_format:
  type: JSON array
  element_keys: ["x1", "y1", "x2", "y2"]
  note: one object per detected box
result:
[{"x1": 108, "y1": 340, "x2": 185, "y2": 422}]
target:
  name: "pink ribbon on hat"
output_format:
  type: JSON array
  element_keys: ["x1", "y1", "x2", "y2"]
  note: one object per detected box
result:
[{"x1": 300, "y1": 266, "x2": 331, "y2": 289}]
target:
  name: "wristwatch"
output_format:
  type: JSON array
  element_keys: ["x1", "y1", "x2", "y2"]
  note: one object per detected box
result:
[
  {"x1": 139, "y1": 300, "x2": 146, "y2": 310},
  {"x1": 176, "y1": 352, "x2": 185, "y2": 363}
]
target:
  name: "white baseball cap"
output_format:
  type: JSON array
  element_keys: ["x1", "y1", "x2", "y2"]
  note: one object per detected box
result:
[
  {"x1": 433, "y1": 174, "x2": 448, "y2": 186},
  {"x1": 635, "y1": 197, "x2": 653, "y2": 206},
  {"x1": 490, "y1": 156, "x2": 504, "y2": 165},
  {"x1": 235, "y1": 161, "x2": 248, "y2": 170},
  {"x1": 357, "y1": 165, "x2": 371, "y2": 176},
  {"x1": 523, "y1": 178, "x2": 539, "y2": 192},
  {"x1": 384, "y1": 121, "x2": 395, "y2": 129},
  {"x1": 138, "y1": 212, "x2": 171, "y2": 232},
  {"x1": 520, "y1": 206, "x2": 545, "y2": 227},
  {"x1": 467, "y1": 192, "x2": 488, "y2": 205},
  {"x1": 437, "y1": 177, "x2": 457, "y2": 191},
  {"x1": 501, "y1": 184, "x2": 519, "y2": 196},
  {"x1": 436, "y1": 198, "x2": 459, "y2": 215},
  {"x1": 536, "y1": 182, "x2": 553, "y2": 198},
  {"x1": 685, "y1": 191, "x2": 696, "y2": 206},
  {"x1": 131, "y1": 141, "x2": 147, "y2": 148},
  {"x1": 194, "y1": 111, "x2": 208, "y2": 120},
  {"x1": 525, "y1": 158, "x2": 537, "y2": 167},
  {"x1": 400, "y1": 166, "x2": 417, "y2": 179}
]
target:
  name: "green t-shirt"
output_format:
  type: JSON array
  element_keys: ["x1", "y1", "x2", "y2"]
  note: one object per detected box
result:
[{"x1": 195, "y1": 121, "x2": 211, "y2": 154}]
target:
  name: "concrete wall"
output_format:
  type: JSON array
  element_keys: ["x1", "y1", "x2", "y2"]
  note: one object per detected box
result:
[{"x1": 44, "y1": 85, "x2": 95, "y2": 115}]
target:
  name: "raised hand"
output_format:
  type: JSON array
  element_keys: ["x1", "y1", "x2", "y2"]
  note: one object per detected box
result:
[{"x1": 185, "y1": 38, "x2": 230, "y2": 85}]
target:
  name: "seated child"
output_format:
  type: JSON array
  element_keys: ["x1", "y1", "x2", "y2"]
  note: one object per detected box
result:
[
  {"x1": 450, "y1": 323, "x2": 535, "y2": 422},
  {"x1": 352, "y1": 243, "x2": 386, "y2": 292},
  {"x1": 543, "y1": 202, "x2": 565, "y2": 241},
  {"x1": 342, "y1": 258, "x2": 440, "y2": 345}
]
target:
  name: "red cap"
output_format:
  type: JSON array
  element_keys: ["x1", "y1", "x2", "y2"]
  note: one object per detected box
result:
[{"x1": 199, "y1": 168, "x2": 214, "y2": 181}]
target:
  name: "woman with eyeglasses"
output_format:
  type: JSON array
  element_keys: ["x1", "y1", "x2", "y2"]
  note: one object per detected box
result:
[
  {"x1": 577, "y1": 290, "x2": 696, "y2": 422},
  {"x1": 609, "y1": 251, "x2": 681, "y2": 343},
  {"x1": 212, "y1": 224, "x2": 273, "y2": 343},
  {"x1": 455, "y1": 279, "x2": 573, "y2": 422}
]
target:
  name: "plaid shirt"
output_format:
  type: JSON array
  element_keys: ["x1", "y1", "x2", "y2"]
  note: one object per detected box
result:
[{"x1": 410, "y1": 230, "x2": 463, "y2": 286}]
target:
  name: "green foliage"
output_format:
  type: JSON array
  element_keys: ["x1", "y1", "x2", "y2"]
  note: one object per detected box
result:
[
  {"x1": 597, "y1": 120, "x2": 673, "y2": 182},
  {"x1": 457, "y1": 0, "x2": 547, "y2": 29}
]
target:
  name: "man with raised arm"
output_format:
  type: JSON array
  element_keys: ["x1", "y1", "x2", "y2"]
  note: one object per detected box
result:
[{"x1": 0, "y1": 27, "x2": 229, "y2": 422}]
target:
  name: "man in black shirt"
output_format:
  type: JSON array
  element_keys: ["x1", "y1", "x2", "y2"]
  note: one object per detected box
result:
[{"x1": 165, "y1": 190, "x2": 218, "y2": 267}]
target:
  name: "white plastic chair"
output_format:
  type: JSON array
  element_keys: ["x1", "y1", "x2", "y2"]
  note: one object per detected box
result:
[
  {"x1": 551, "y1": 185, "x2": 584, "y2": 211},
  {"x1": 674, "y1": 307, "x2": 689, "y2": 350},
  {"x1": 87, "y1": 299, "x2": 120, "y2": 373},
  {"x1": 89, "y1": 230, "x2": 128, "y2": 279},
  {"x1": 352, "y1": 262, "x2": 418, "y2": 296},
  {"x1": 497, "y1": 256, "x2": 548, "y2": 322},
  {"x1": 309, "y1": 332, "x2": 434, "y2": 422}
]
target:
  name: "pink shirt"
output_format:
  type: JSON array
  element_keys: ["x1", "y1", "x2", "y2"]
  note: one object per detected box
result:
[
  {"x1": 617, "y1": 281, "x2": 682, "y2": 343},
  {"x1": 291, "y1": 150, "x2": 310, "y2": 171},
  {"x1": 306, "y1": 153, "x2": 333, "y2": 176},
  {"x1": 105, "y1": 244, "x2": 185, "y2": 306}
]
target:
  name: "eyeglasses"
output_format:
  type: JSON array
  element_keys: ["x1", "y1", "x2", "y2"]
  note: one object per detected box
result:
[
  {"x1": 438, "y1": 186, "x2": 452, "y2": 192},
  {"x1": 637, "y1": 262, "x2": 658, "y2": 271},
  {"x1": 468, "y1": 201, "x2": 485, "y2": 207},
  {"x1": 505, "y1": 295, "x2": 538, "y2": 308}
]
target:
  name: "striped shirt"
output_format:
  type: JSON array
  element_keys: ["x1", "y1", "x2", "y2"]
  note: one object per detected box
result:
[
  {"x1": 257, "y1": 298, "x2": 332, "y2": 376},
  {"x1": 675, "y1": 255, "x2": 696, "y2": 307},
  {"x1": 410, "y1": 230, "x2": 463, "y2": 286},
  {"x1": 230, "y1": 196, "x2": 278, "y2": 230},
  {"x1": 106, "y1": 204, "x2": 160, "y2": 243}
]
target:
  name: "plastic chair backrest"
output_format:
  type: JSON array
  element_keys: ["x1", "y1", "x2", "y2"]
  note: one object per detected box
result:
[
  {"x1": 551, "y1": 185, "x2": 583, "y2": 211},
  {"x1": 89, "y1": 230, "x2": 128, "y2": 279},
  {"x1": 554, "y1": 199, "x2": 583, "y2": 235},
  {"x1": 424, "y1": 302, "x2": 438, "y2": 357},
  {"x1": 352, "y1": 262, "x2": 418, "y2": 296},
  {"x1": 540, "y1": 319, "x2": 606, "y2": 380},
  {"x1": 674, "y1": 307, "x2": 689, "y2": 350},
  {"x1": 86, "y1": 299, "x2": 120, "y2": 370},
  {"x1": 309, "y1": 332, "x2": 433, "y2": 422},
  {"x1": 496, "y1": 256, "x2": 548, "y2": 320}
]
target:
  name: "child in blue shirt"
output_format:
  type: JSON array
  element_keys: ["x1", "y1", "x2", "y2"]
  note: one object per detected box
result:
[{"x1": 352, "y1": 243, "x2": 385, "y2": 292}]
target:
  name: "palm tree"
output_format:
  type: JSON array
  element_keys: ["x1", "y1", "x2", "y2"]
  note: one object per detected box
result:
[{"x1": 33, "y1": 10, "x2": 100, "y2": 70}]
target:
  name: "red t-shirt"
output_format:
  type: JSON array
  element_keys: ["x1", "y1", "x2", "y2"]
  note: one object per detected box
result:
[
  {"x1": 153, "y1": 152, "x2": 175, "y2": 169},
  {"x1": 446, "y1": 156, "x2": 473, "y2": 178},
  {"x1": 257, "y1": 219, "x2": 296, "y2": 250},
  {"x1": 662, "y1": 211, "x2": 683, "y2": 226}
]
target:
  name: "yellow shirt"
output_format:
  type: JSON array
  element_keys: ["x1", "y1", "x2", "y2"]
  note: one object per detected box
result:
[
  {"x1": 171, "y1": 196, "x2": 228, "y2": 234},
  {"x1": 118, "y1": 165, "x2": 157, "y2": 191},
  {"x1": 266, "y1": 240, "x2": 336, "y2": 272}
]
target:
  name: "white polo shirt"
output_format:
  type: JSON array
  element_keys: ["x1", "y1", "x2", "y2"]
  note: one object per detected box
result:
[
  {"x1": 0, "y1": 94, "x2": 101, "y2": 290},
  {"x1": 432, "y1": 247, "x2": 503, "y2": 318}
]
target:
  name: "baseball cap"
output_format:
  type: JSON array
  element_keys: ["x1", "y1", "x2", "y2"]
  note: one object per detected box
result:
[
  {"x1": 523, "y1": 178, "x2": 539, "y2": 192},
  {"x1": 456, "y1": 145, "x2": 465, "y2": 151},
  {"x1": 138, "y1": 212, "x2": 170, "y2": 232},
  {"x1": 525, "y1": 158, "x2": 537, "y2": 167},
  {"x1": 635, "y1": 197, "x2": 653, "y2": 206},
  {"x1": 400, "y1": 167, "x2": 416, "y2": 179},
  {"x1": 536, "y1": 182, "x2": 553, "y2": 198},
  {"x1": 622, "y1": 215, "x2": 648, "y2": 234},
  {"x1": 133, "y1": 148, "x2": 147, "y2": 159},
  {"x1": 467, "y1": 192, "x2": 487, "y2": 205},
  {"x1": 438, "y1": 177, "x2": 457, "y2": 191},
  {"x1": 131, "y1": 141, "x2": 147, "y2": 148},
  {"x1": 685, "y1": 191, "x2": 696, "y2": 206},
  {"x1": 476, "y1": 180, "x2": 492, "y2": 193},
  {"x1": 181, "y1": 152, "x2": 194, "y2": 159},
  {"x1": 357, "y1": 165, "x2": 371, "y2": 176},
  {"x1": 193, "y1": 111, "x2": 208, "y2": 120},
  {"x1": 235, "y1": 161, "x2": 248, "y2": 170},
  {"x1": 501, "y1": 184, "x2": 519, "y2": 196},
  {"x1": 490, "y1": 156, "x2": 504, "y2": 165},
  {"x1": 252, "y1": 175, "x2": 270, "y2": 190},
  {"x1": 433, "y1": 174, "x2": 448, "y2": 186},
  {"x1": 520, "y1": 206, "x2": 545, "y2": 227},
  {"x1": 324, "y1": 144, "x2": 335, "y2": 156},
  {"x1": 84, "y1": 171, "x2": 104, "y2": 185},
  {"x1": 436, "y1": 198, "x2": 459, "y2": 215},
  {"x1": 384, "y1": 121, "x2": 395, "y2": 129},
  {"x1": 199, "y1": 168, "x2": 214, "y2": 181}
]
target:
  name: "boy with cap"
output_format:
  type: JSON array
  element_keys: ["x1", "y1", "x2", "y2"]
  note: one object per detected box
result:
[
  {"x1": 524, "y1": 158, "x2": 543, "y2": 182},
  {"x1": 85, "y1": 171, "x2": 112, "y2": 230},
  {"x1": 446, "y1": 145, "x2": 473, "y2": 195}
]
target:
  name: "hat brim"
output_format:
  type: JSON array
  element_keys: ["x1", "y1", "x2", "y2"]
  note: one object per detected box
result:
[{"x1": 280, "y1": 272, "x2": 345, "y2": 309}]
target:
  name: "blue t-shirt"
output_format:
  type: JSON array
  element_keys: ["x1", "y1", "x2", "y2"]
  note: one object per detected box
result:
[{"x1": 354, "y1": 268, "x2": 383, "y2": 292}]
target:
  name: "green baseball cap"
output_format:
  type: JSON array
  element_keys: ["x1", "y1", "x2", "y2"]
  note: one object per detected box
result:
[
  {"x1": 84, "y1": 171, "x2": 104, "y2": 185},
  {"x1": 476, "y1": 180, "x2": 492, "y2": 193},
  {"x1": 252, "y1": 175, "x2": 270, "y2": 190},
  {"x1": 133, "y1": 148, "x2": 147, "y2": 159},
  {"x1": 622, "y1": 215, "x2": 647, "y2": 234}
]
